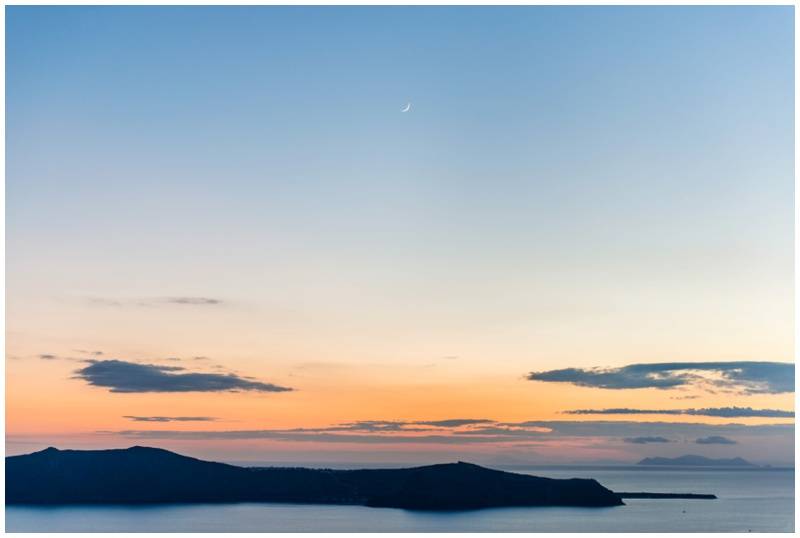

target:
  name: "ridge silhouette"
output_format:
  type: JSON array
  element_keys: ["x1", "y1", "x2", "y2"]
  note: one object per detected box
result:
[{"x1": 7, "y1": 446, "x2": 624, "y2": 509}]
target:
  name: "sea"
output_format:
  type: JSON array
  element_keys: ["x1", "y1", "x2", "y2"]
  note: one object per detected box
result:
[{"x1": 5, "y1": 465, "x2": 794, "y2": 532}]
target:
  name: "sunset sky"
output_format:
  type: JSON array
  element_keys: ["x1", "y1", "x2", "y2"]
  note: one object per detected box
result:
[{"x1": 6, "y1": 6, "x2": 795, "y2": 465}]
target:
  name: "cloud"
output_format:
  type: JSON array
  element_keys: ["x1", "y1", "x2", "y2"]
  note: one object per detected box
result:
[
  {"x1": 414, "y1": 419, "x2": 494, "y2": 427},
  {"x1": 454, "y1": 426, "x2": 552, "y2": 437},
  {"x1": 528, "y1": 361, "x2": 794, "y2": 394},
  {"x1": 103, "y1": 419, "x2": 793, "y2": 448},
  {"x1": 495, "y1": 420, "x2": 792, "y2": 439},
  {"x1": 696, "y1": 435, "x2": 737, "y2": 445},
  {"x1": 623, "y1": 436, "x2": 672, "y2": 444},
  {"x1": 107, "y1": 430, "x2": 503, "y2": 444},
  {"x1": 566, "y1": 408, "x2": 682, "y2": 415},
  {"x1": 74, "y1": 360, "x2": 293, "y2": 393},
  {"x1": 123, "y1": 416, "x2": 217, "y2": 422},
  {"x1": 86, "y1": 297, "x2": 224, "y2": 308},
  {"x1": 163, "y1": 297, "x2": 221, "y2": 305},
  {"x1": 308, "y1": 419, "x2": 494, "y2": 433},
  {"x1": 35, "y1": 353, "x2": 84, "y2": 362},
  {"x1": 564, "y1": 407, "x2": 794, "y2": 418},
  {"x1": 686, "y1": 407, "x2": 794, "y2": 418},
  {"x1": 331, "y1": 421, "x2": 422, "y2": 432}
]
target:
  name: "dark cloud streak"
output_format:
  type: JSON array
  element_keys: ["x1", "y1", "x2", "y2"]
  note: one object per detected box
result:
[
  {"x1": 414, "y1": 419, "x2": 494, "y2": 427},
  {"x1": 696, "y1": 435, "x2": 737, "y2": 445},
  {"x1": 86, "y1": 296, "x2": 224, "y2": 308},
  {"x1": 123, "y1": 416, "x2": 217, "y2": 422},
  {"x1": 623, "y1": 436, "x2": 672, "y2": 444},
  {"x1": 163, "y1": 297, "x2": 221, "y2": 305},
  {"x1": 528, "y1": 361, "x2": 793, "y2": 394},
  {"x1": 74, "y1": 360, "x2": 293, "y2": 394},
  {"x1": 102, "y1": 420, "x2": 793, "y2": 446},
  {"x1": 565, "y1": 407, "x2": 794, "y2": 418}
]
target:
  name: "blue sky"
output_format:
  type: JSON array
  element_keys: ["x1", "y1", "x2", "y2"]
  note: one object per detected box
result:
[{"x1": 6, "y1": 7, "x2": 794, "y2": 463}]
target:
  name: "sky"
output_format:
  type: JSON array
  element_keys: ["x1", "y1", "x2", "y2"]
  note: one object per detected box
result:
[{"x1": 6, "y1": 6, "x2": 795, "y2": 465}]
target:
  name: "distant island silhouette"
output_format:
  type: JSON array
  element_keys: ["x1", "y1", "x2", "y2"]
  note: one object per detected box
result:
[
  {"x1": 637, "y1": 455, "x2": 756, "y2": 467},
  {"x1": 616, "y1": 492, "x2": 717, "y2": 499}
]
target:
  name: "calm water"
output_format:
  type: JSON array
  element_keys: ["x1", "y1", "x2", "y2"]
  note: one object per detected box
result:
[{"x1": 6, "y1": 466, "x2": 794, "y2": 532}]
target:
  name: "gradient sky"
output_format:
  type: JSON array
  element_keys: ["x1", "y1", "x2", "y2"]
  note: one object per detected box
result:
[{"x1": 6, "y1": 6, "x2": 795, "y2": 465}]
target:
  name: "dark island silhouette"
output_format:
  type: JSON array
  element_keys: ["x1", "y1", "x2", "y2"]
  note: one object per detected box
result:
[
  {"x1": 6, "y1": 447, "x2": 716, "y2": 509},
  {"x1": 7, "y1": 446, "x2": 625, "y2": 509},
  {"x1": 616, "y1": 492, "x2": 716, "y2": 499},
  {"x1": 638, "y1": 455, "x2": 756, "y2": 467}
]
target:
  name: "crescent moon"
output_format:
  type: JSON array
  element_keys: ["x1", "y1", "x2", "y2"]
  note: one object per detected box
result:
[{"x1": 402, "y1": 103, "x2": 411, "y2": 112}]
